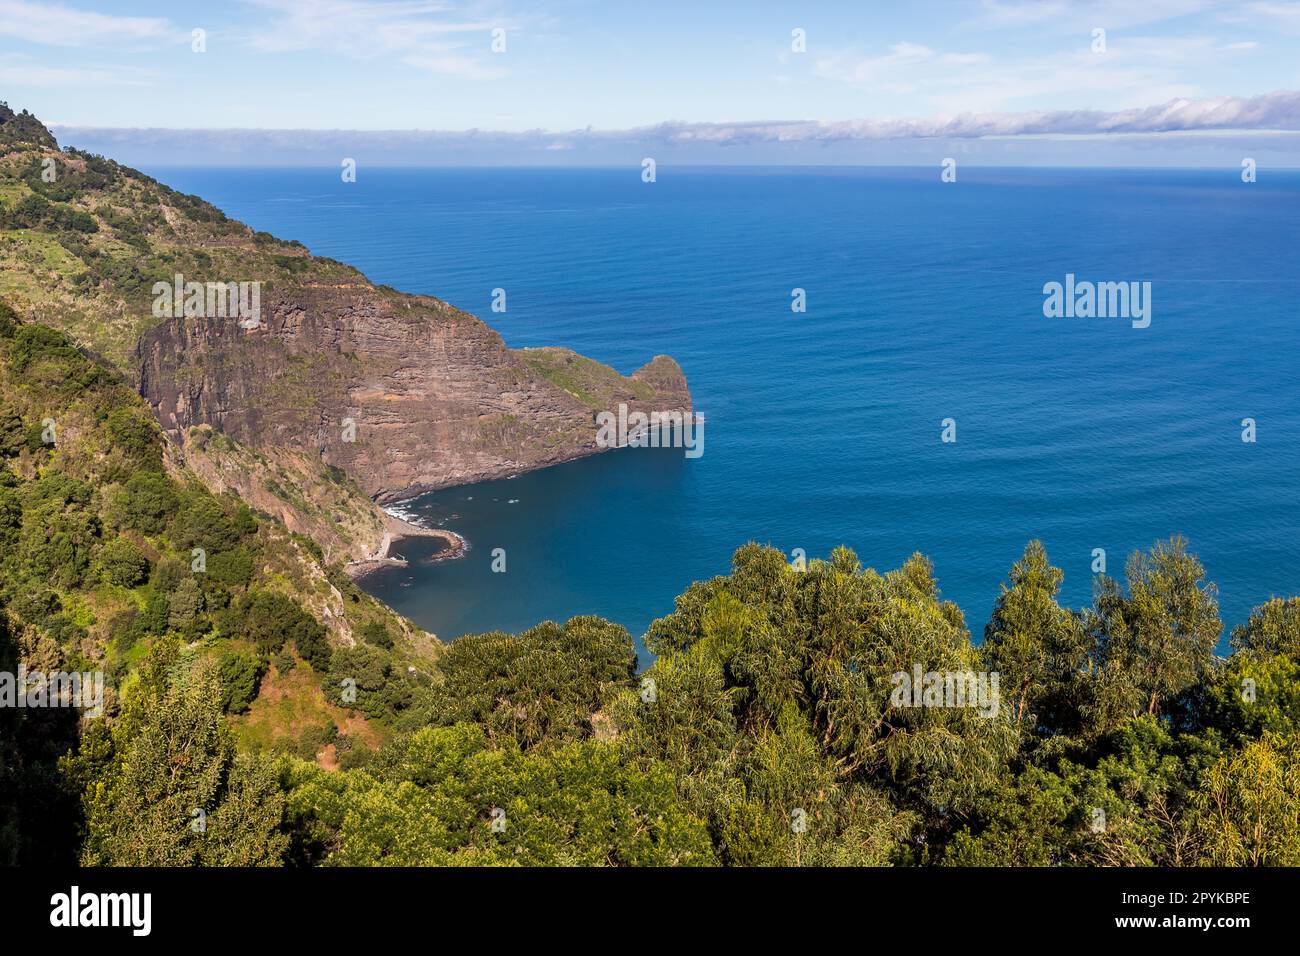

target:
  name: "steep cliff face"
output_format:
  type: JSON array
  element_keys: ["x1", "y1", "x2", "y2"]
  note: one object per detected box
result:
[
  {"x1": 1, "y1": 104, "x2": 692, "y2": 507},
  {"x1": 138, "y1": 282, "x2": 692, "y2": 501}
]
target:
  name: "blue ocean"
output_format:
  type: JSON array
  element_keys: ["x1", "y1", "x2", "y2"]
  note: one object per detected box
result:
[{"x1": 145, "y1": 165, "x2": 1300, "y2": 656}]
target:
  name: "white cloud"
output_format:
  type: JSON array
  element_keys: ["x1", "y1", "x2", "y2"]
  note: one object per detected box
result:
[
  {"x1": 974, "y1": 0, "x2": 1222, "y2": 32},
  {"x1": 1246, "y1": 2, "x2": 1300, "y2": 34},
  {"x1": 1250, "y1": 1, "x2": 1300, "y2": 22},
  {"x1": 644, "y1": 90, "x2": 1300, "y2": 143},
  {"x1": 241, "y1": 0, "x2": 510, "y2": 79},
  {"x1": 975, "y1": 0, "x2": 1071, "y2": 28},
  {"x1": 0, "y1": 0, "x2": 171, "y2": 46}
]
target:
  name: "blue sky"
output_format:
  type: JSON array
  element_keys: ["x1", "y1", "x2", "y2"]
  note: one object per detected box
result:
[{"x1": 3, "y1": 0, "x2": 1300, "y2": 164}]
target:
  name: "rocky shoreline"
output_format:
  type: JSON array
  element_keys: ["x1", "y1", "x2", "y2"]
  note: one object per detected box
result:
[{"x1": 344, "y1": 511, "x2": 467, "y2": 579}]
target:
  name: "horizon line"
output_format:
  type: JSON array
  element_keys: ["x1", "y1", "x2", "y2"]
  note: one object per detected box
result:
[{"x1": 123, "y1": 161, "x2": 1300, "y2": 172}]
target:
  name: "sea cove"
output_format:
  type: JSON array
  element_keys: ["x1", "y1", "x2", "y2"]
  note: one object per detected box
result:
[{"x1": 144, "y1": 165, "x2": 1300, "y2": 654}]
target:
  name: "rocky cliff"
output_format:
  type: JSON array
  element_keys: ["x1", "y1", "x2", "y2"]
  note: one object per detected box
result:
[
  {"x1": 1, "y1": 103, "x2": 692, "y2": 510},
  {"x1": 138, "y1": 284, "x2": 691, "y2": 502}
]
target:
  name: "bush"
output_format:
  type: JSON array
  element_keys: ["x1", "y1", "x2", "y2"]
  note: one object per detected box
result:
[
  {"x1": 103, "y1": 407, "x2": 159, "y2": 469},
  {"x1": 208, "y1": 547, "x2": 254, "y2": 589},
  {"x1": 359, "y1": 621, "x2": 394, "y2": 649},
  {"x1": 17, "y1": 507, "x2": 99, "y2": 590},
  {"x1": 423, "y1": 616, "x2": 637, "y2": 749},
  {"x1": 150, "y1": 555, "x2": 186, "y2": 592},
  {"x1": 296, "y1": 620, "x2": 331, "y2": 672},
  {"x1": 273, "y1": 649, "x2": 296, "y2": 675},
  {"x1": 0, "y1": 407, "x2": 24, "y2": 458},
  {"x1": 169, "y1": 495, "x2": 240, "y2": 552},
  {"x1": 228, "y1": 590, "x2": 327, "y2": 665},
  {"x1": 137, "y1": 591, "x2": 169, "y2": 636},
  {"x1": 121, "y1": 472, "x2": 176, "y2": 535},
  {"x1": 294, "y1": 721, "x2": 338, "y2": 760},
  {"x1": 329, "y1": 644, "x2": 394, "y2": 719},
  {"x1": 0, "y1": 300, "x2": 18, "y2": 337},
  {"x1": 9, "y1": 587, "x2": 60, "y2": 624},
  {"x1": 167, "y1": 577, "x2": 203, "y2": 633},
  {"x1": 7, "y1": 323, "x2": 80, "y2": 374},
  {"x1": 0, "y1": 485, "x2": 20, "y2": 549},
  {"x1": 217, "y1": 650, "x2": 266, "y2": 715},
  {"x1": 98, "y1": 536, "x2": 150, "y2": 588}
]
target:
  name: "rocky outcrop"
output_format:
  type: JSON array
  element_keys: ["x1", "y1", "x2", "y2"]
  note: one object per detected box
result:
[{"x1": 139, "y1": 283, "x2": 692, "y2": 502}]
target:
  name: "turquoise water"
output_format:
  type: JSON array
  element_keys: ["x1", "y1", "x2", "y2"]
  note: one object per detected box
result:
[{"x1": 147, "y1": 165, "x2": 1300, "y2": 654}]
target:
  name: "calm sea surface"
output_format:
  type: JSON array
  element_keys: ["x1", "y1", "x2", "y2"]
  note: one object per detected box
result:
[{"x1": 145, "y1": 165, "x2": 1300, "y2": 656}]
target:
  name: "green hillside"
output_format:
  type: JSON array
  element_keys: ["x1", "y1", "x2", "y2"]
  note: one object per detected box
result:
[
  {"x1": 3, "y1": 309, "x2": 1296, "y2": 866},
  {"x1": 0, "y1": 302, "x2": 438, "y2": 864}
]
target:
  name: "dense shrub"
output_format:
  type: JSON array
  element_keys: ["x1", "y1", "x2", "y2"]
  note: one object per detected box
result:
[
  {"x1": 417, "y1": 616, "x2": 637, "y2": 750},
  {"x1": 98, "y1": 536, "x2": 150, "y2": 588},
  {"x1": 120, "y1": 472, "x2": 177, "y2": 535},
  {"x1": 228, "y1": 590, "x2": 327, "y2": 665},
  {"x1": 359, "y1": 621, "x2": 394, "y2": 649},
  {"x1": 169, "y1": 496, "x2": 241, "y2": 552},
  {"x1": 208, "y1": 547, "x2": 254, "y2": 589},
  {"x1": 217, "y1": 650, "x2": 267, "y2": 715}
]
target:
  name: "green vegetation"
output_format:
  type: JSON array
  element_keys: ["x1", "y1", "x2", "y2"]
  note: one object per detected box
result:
[
  {"x1": 519, "y1": 347, "x2": 656, "y2": 410},
  {"x1": 2, "y1": 302, "x2": 1298, "y2": 865},
  {"x1": 68, "y1": 640, "x2": 287, "y2": 865},
  {"x1": 272, "y1": 540, "x2": 1300, "y2": 867},
  {"x1": 0, "y1": 306, "x2": 434, "y2": 864},
  {"x1": 0, "y1": 105, "x2": 362, "y2": 371}
]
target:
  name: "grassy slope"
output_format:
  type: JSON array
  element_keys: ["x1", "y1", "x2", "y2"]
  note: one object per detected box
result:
[
  {"x1": 0, "y1": 133, "x2": 359, "y2": 372},
  {"x1": 0, "y1": 307, "x2": 439, "y2": 764},
  {"x1": 518, "y1": 347, "x2": 656, "y2": 409}
]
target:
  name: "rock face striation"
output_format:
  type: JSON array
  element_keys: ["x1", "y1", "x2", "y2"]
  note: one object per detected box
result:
[{"x1": 138, "y1": 285, "x2": 692, "y2": 503}]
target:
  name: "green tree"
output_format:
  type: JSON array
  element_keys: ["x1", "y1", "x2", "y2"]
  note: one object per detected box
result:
[
  {"x1": 207, "y1": 547, "x2": 254, "y2": 588},
  {"x1": 98, "y1": 536, "x2": 150, "y2": 588},
  {"x1": 169, "y1": 495, "x2": 245, "y2": 552},
  {"x1": 981, "y1": 541, "x2": 1087, "y2": 732},
  {"x1": 287, "y1": 724, "x2": 715, "y2": 866},
  {"x1": 228, "y1": 590, "x2": 328, "y2": 666},
  {"x1": 217, "y1": 650, "x2": 266, "y2": 715},
  {"x1": 329, "y1": 644, "x2": 394, "y2": 719},
  {"x1": 1202, "y1": 653, "x2": 1300, "y2": 744},
  {"x1": 1192, "y1": 734, "x2": 1300, "y2": 866},
  {"x1": 78, "y1": 654, "x2": 287, "y2": 865},
  {"x1": 1231, "y1": 597, "x2": 1300, "y2": 659},
  {"x1": 121, "y1": 471, "x2": 176, "y2": 535},
  {"x1": 1085, "y1": 538, "x2": 1220, "y2": 731},
  {"x1": 167, "y1": 576, "x2": 203, "y2": 633},
  {"x1": 419, "y1": 616, "x2": 637, "y2": 750}
]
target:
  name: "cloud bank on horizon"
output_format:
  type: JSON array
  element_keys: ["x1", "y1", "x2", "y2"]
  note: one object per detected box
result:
[
  {"x1": 4, "y1": 0, "x2": 1300, "y2": 165},
  {"x1": 50, "y1": 91, "x2": 1300, "y2": 167}
]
